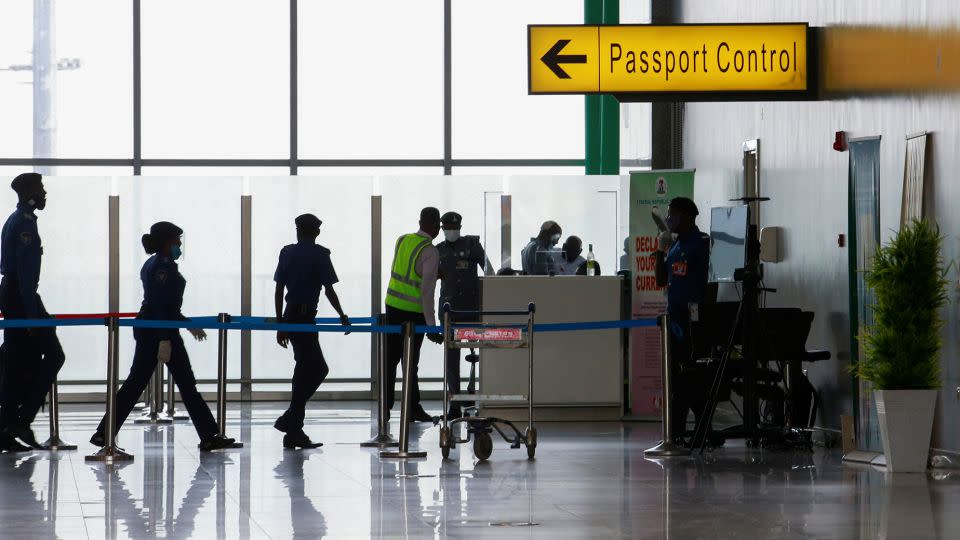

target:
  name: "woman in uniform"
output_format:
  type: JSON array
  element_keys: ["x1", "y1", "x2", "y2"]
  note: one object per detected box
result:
[{"x1": 90, "y1": 221, "x2": 235, "y2": 451}]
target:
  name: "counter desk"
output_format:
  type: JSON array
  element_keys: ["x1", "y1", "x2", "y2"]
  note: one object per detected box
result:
[{"x1": 476, "y1": 275, "x2": 625, "y2": 421}]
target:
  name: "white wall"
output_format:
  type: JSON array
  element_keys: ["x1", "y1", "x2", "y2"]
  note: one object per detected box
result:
[{"x1": 677, "y1": 0, "x2": 960, "y2": 450}]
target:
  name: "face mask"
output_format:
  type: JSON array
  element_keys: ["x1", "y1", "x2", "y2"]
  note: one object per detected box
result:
[
  {"x1": 444, "y1": 230, "x2": 461, "y2": 242},
  {"x1": 549, "y1": 233, "x2": 561, "y2": 246},
  {"x1": 171, "y1": 245, "x2": 183, "y2": 261}
]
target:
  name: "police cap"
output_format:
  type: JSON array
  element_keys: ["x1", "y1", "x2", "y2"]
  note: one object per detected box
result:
[
  {"x1": 440, "y1": 211, "x2": 462, "y2": 226},
  {"x1": 11, "y1": 172, "x2": 42, "y2": 195},
  {"x1": 295, "y1": 213, "x2": 322, "y2": 233}
]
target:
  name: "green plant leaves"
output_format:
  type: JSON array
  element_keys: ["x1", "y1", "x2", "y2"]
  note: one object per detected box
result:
[{"x1": 856, "y1": 219, "x2": 946, "y2": 389}]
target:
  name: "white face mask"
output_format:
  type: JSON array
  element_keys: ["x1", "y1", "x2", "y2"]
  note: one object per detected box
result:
[{"x1": 444, "y1": 230, "x2": 461, "y2": 242}]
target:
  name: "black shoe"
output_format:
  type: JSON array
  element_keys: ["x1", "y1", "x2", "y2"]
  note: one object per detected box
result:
[
  {"x1": 283, "y1": 432, "x2": 323, "y2": 450},
  {"x1": 199, "y1": 434, "x2": 237, "y2": 452},
  {"x1": 410, "y1": 409, "x2": 435, "y2": 423},
  {"x1": 0, "y1": 431, "x2": 31, "y2": 453},
  {"x1": 89, "y1": 432, "x2": 106, "y2": 448},
  {"x1": 274, "y1": 415, "x2": 290, "y2": 434},
  {"x1": 10, "y1": 424, "x2": 41, "y2": 449}
]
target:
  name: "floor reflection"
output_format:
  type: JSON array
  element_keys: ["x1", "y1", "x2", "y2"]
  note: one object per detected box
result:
[{"x1": 5, "y1": 403, "x2": 958, "y2": 539}]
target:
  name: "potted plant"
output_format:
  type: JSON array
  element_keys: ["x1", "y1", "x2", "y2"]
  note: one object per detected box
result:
[{"x1": 856, "y1": 219, "x2": 947, "y2": 472}]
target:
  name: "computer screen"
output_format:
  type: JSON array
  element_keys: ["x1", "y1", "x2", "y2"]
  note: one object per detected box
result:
[{"x1": 709, "y1": 205, "x2": 749, "y2": 282}]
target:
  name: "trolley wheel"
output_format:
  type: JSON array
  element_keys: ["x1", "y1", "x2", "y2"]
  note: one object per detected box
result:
[
  {"x1": 439, "y1": 426, "x2": 454, "y2": 460},
  {"x1": 473, "y1": 431, "x2": 493, "y2": 461},
  {"x1": 524, "y1": 426, "x2": 537, "y2": 460}
]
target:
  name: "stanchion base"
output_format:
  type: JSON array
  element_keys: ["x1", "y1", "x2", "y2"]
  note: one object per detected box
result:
[
  {"x1": 134, "y1": 416, "x2": 173, "y2": 425},
  {"x1": 643, "y1": 440, "x2": 692, "y2": 457},
  {"x1": 361, "y1": 434, "x2": 400, "y2": 448},
  {"x1": 85, "y1": 446, "x2": 134, "y2": 463},
  {"x1": 41, "y1": 437, "x2": 77, "y2": 451},
  {"x1": 380, "y1": 450, "x2": 427, "y2": 459},
  {"x1": 161, "y1": 413, "x2": 190, "y2": 422}
]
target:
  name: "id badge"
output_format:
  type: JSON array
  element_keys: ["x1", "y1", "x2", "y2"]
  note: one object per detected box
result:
[{"x1": 688, "y1": 302, "x2": 699, "y2": 323}]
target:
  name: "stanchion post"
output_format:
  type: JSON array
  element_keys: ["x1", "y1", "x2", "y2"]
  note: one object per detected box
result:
[
  {"x1": 86, "y1": 316, "x2": 134, "y2": 462},
  {"x1": 162, "y1": 364, "x2": 188, "y2": 421},
  {"x1": 644, "y1": 313, "x2": 691, "y2": 457},
  {"x1": 213, "y1": 313, "x2": 242, "y2": 448},
  {"x1": 135, "y1": 366, "x2": 171, "y2": 425},
  {"x1": 380, "y1": 322, "x2": 426, "y2": 459},
  {"x1": 361, "y1": 314, "x2": 398, "y2": 448},
  {"x1": 41, "y1": 379, "x2": 76, "y2": 450}
]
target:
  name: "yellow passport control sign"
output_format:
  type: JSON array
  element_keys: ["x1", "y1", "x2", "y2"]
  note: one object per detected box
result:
[{"x1": 529, "y1": 24, "x2": 808, "y2": 95}]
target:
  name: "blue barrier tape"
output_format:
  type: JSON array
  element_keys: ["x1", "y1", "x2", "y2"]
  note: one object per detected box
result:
[
  {"x1": 231, "y1": 315, "x2": 377, "y2": 325},
  {"x1": 0, "y1": 315, "x2": 658, "y2": 334},
  {"x1": 0, "y1": 318, "x2": 106, "y2": 329}
]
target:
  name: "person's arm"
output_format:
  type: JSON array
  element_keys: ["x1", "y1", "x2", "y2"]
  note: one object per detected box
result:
[
  {"x1": 274, "y1": 248, "x2": 289, "y2": 348},
  {"x1": 654, "y1": 251, "x2": 668, "y2": 287},
  {"x1": 324, "y1": 284, "x2": 351, "y2": 335},
  {"x1": 15, "y1": 224, "x2": 41, "y2": 319},
  {"x1": 274, "y1": 283, "x2": 285, "y2": 322},
  {"x1": 419, "y1": 246, "x2": 439, "y2": 327}
]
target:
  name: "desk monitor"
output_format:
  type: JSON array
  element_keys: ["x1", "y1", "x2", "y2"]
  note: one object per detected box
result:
[{"x1": 709, "y1": 205, "x2": 749, "y2": 283}]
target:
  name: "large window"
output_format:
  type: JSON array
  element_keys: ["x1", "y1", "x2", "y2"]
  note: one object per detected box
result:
[
  {"x1": 0, "y1": 3, "x2": 651, "y2": 395},
  {"x1": 1, "y1": 1, "x2": 624, "y2": 173}
]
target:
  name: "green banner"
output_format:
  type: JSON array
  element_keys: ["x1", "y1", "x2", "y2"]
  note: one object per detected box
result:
[{"x1": 628, "y1": 169, "x2": 695, "y2": 417}]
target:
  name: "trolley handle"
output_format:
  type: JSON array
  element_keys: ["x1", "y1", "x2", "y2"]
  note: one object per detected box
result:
[{"x1": 441, "y1": 302, "x2": 535, "y2": 317}]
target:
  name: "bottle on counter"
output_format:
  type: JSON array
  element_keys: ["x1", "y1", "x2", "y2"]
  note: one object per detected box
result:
[{"x1": 586, "y1": 244, "x2": 597, "y2": 276}]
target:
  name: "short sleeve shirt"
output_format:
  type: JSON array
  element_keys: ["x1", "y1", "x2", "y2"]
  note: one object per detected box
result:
[
  {"x1": 274, "y1": 241, "x2": 339, "y2": 307},
  {"x1": 665, "y1": 227, "x2": 710, "y2": 318}
]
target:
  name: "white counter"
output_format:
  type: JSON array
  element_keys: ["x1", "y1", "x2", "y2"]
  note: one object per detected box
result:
[{"x1": 478, "y1": 275, "x2": 624, "y2": 420}]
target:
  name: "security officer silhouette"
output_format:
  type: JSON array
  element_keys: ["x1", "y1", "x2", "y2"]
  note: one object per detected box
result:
[
  {"x1": 0, "y1": 172, "x2": 65, "y2": 451},
  {"x1": 90, "y1": 221, "x2": 236, "y2": 451},
  {"x1": 273, "y1": 213, "x2": 350, "y2": 449},
  {"x1": 436, "y1": 212, "x2": 490, "y2": 419}
]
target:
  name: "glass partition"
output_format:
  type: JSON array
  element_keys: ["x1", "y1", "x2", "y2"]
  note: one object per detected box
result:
[
  {"x1": 117, "y1": 177, "x2": 242, "y2": 381},
  {"x1": 248, "y1": 176, "x2": 374, "y2": 382},
  {"x1": 508, "y1": 175, "x2": 625, "y2": 277}
]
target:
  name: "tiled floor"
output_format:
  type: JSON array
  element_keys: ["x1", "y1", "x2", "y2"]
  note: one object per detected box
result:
[{"x1": 1, "y1": 402, "x2": 959, "y2": 539}]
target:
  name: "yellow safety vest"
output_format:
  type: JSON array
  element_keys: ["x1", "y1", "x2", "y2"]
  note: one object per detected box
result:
[{"x1": 385, "y1": 233, "x2": 431, "y2": 313}]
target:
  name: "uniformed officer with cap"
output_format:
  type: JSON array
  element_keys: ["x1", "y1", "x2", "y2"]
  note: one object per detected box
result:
[
  {"x1": 436, "y1": 211, "x2": 490, "y2": 419},
  {"x1": 273, "y1": 213, "x2": 351, "y2": 449},
  {"x1": 0, "y1": 172, "x2": 65, "y2": 452}
]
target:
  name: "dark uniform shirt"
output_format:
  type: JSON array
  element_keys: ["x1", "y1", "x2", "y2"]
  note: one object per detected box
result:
[
  {"x1": 665, "y1": 226, "x2": 710, "y2": 322},
  {"x1": 273, "y1": 240, "x2": 339, "y2": 309},
  {"x1": 0, "y1": 203, "x2": 43, "y2": 318},
  {"x1": 138, "y1": 255, "x2": 188, "y2": 331},
  {"x1": 436, "y1": 235, "x2": 484, "y2": 312}
]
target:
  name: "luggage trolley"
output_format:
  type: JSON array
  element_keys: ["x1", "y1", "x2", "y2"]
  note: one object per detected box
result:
[{"x1": 438, "y1": 302, "x2": 537, "y2": 461}]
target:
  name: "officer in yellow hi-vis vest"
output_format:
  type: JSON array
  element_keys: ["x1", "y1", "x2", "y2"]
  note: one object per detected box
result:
[{"x1": 384, "y1": 207, "x2": 443, "y2": 423}]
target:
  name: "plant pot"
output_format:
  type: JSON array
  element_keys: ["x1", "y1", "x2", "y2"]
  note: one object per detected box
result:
[{"x1": 875, "y1": 389, "x2": 938, "y2": 473}]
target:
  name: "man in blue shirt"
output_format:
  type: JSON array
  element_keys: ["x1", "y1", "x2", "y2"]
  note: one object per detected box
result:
[
  {"x1": 655, "y1": 197, "x2": 710, "y2": 440},
  {"x1": 273, "y1": 213, "x2": 350, "y2": 449},
  {"x1": 0, "y1": 173, "x2": 66, "y2": 451}
]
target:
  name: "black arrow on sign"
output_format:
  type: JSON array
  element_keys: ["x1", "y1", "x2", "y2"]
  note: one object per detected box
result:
[{"x1": 541, "y1": 39, "x2": 587, "y2": 79}]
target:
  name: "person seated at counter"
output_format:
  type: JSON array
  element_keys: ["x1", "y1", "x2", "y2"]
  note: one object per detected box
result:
[
  {"x1": 521, "y1": 220, "x2": 562, "y2": 275},
  {"x1": 558, "y1": 236, "x2": 585, "y2": 275}
]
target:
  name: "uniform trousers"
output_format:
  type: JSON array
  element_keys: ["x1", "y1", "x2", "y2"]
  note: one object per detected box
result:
[
  {"x1": 277, "y1": 306, "x2": 330, "y2": 432},
  {"x1": 0, "y1": 277, "x2": 65, "y2": 430},
  {"x1": 96, "y1": 329, "x2": 217, "y2": 440},
  {"x1": 384, "y1": 305, "x2": 426, "y2": 413}
]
